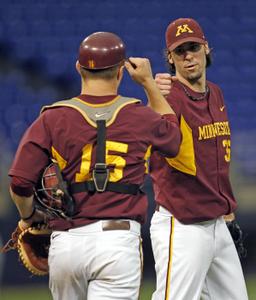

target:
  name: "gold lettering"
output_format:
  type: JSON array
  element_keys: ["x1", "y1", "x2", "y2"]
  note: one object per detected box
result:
[
  {"x1": 198, "y1": 126, "x2": 207, "y2": 140},
  {"x1": 226, "y1": 122, "x2": 231, "y2": 135},
  {"x1": 219, "y1": 122, "x2": 224, "y2": 135},
  {"x1": 213, "y1": 124, "x2": 217, "y2": 137},
  {"x1": 223, "y1": 139, "x2": 231, "y2": 162},
  {"x1": 176, "y1": 24, "x2": 194, "y2": 37},
  {"x1": 88, "y1": 60, "x2": 95, "y2": 68},
  {"x1": 215, "y1": 122, "x2": 220, "y2": 136},
  {"x1": 198, "y1": 121, "x2": 231, "y2": 141},
  {"x1": 223, "y1": 122, "x2": 227, "y2": 135},
  {"x1": 208, "y1": 125, "x2": 214, "y2": 138}
]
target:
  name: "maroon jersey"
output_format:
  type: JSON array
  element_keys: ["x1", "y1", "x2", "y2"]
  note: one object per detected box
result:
[
  {"x1": 9, "y1": 95, "x2": 181, "y2": 230},
  {"x1": 150, "y1": 81, "x2": 237, "y2": 224}
]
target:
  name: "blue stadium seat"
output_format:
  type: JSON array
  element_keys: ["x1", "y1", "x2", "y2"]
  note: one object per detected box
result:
[
  {"x1": 26, "y1": 103, "x2": 44, "y2": 125},
  {"x1": 9, "y1": 36, "x2": 38, "y2": 62},
  {"x1": 214, "y1": 65, "x2": 239, "y2": 84},
  {"x1": 0, "y1": 0, "x2": 255, "y2": 158},
  {"x1": 239, "y1": 65, "x2": 255, "y2": 81},
  {"x1": 36, "y1": 87, "x2": 59, "y2": 105},
  {"x1": 238, "y1": 33, "x2": 256, "y2": 49},
  {"x1": 5, "y1": 20, "x2": 29, "y2": 38},
  {"x1": 236, "y1": 49, "x2": 255, "y2": 65},
  {"x1": 9, "y1": 120, "x2": 28, "y2": 146},
  {"x1": 42, "y1": 52, "x2": 70, "y2": 78},
  {"x1": 240, "y1": 16, "x2": 256, "y2": 28},
  {"x1": 214, "y1": 49, "x2": 236, "y2": 66},
  {"x1": 4, "y1": 104, "x2": 27, "y2": 125}
]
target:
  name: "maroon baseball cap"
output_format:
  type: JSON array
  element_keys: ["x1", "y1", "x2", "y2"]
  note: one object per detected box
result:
[{"x1": 166, "y1": 18, "x2": 207, "y2": 51}]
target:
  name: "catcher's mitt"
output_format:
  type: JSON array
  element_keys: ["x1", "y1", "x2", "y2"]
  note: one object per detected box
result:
[
  {"x1": 1, "y1": 221, "x2": 51, "y2": 275},
  {"x1": 226, "y1": 220, "x2": 247, "y2": 259}
]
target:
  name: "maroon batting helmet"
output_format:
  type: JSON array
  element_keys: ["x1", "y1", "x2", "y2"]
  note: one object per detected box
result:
[{"x1": 78, "y1": 32, "x2": 126, "y2": 70}]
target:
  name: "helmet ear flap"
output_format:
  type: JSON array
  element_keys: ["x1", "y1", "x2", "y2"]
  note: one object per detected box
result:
[{"x1": 78, "y1": 32, "x2": 126, "y2": 70}]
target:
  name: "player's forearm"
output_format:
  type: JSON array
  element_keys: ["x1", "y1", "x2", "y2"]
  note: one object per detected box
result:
[
  {"x1": 9, "y1": 187, "x2": 34, "y2": 219},
  {"x1": 143, "y1": 78, "x2": 175, "y2": 116}
]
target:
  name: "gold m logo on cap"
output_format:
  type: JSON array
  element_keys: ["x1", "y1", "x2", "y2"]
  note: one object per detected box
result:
[
  {"x1": 88, "y1": 60, "x2": 95, "y2": 68},
  {"x1": 176, "y1": 24, "x2": 193, "y2": 37}
]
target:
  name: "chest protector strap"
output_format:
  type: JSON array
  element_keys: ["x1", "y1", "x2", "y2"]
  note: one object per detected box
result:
[
  {"x1": 42, "y1": 96, "x2": 142, "y2": 195},
  {"x1": 93, "y1": 119, "x2": 109, "y2": 192}
]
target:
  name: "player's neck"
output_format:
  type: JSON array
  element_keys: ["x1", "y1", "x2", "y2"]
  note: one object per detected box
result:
[
  {"x1": 81, "y1": 79, "x2": 119, "y2": 96},
  {"x1": 177, "y1": 74, "x2": 207, "y2": 93}
]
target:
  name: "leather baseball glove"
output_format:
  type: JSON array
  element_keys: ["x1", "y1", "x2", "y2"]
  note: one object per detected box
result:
[
  {"x1": 1, "y1": 220, "x2": 52, "y2": 275},
  {"x1": 1, "y1": 161, "x2": 74, "y2": 276},
  {"x1": 226, "y1": 219, "x2": 247, "y2": 259}
]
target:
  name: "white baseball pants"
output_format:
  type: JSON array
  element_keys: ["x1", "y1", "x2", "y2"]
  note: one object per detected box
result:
[
  {"x1": 48, "y1": 220, "x2": 143, "y2": 300},
  {"x1": 150, "y1": 206, "x2": 248, "y2": 300}
]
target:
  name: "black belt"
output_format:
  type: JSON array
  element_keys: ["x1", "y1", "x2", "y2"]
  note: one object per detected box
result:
[{"x1": 70, "y1": 181, "x2": 143, "y2": 195}]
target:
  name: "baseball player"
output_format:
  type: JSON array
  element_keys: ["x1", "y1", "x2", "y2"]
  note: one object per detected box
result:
[
  {"x1": 149, "y1": 18, "x2": 248, "y2": 299},
  {"x1": 8, "y1": 32, "x2": 181, "y2": 300}
]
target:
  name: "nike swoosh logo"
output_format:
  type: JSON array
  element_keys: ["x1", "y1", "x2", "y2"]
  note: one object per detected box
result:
[
  {"x1": 220, "y1": 106, "x2": 225, "y2": 111},
  {"x1": 52, "y1": 233, "x2": 61, "y2": 240},
  {"x1": 95, "y1": 112, "x2": 107, "y2": 118}
]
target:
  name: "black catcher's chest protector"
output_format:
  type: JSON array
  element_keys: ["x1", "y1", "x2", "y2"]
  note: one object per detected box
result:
[{"x1": 41, "y1": 96, "x2": 141, "y2": 195}]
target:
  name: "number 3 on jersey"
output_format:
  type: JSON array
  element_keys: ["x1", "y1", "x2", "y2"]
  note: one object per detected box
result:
[
  {"x1": 75, "y1": 141, "x2": 128, "y2": 183},
  {"x1": 222, "y1": 139, "x2": 231, "y2": 162}
]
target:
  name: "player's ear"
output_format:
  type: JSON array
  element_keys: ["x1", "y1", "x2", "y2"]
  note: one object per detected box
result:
[
  {"x1": 168, "y1": 52, "x2": 174, "y2": 64},
  {"x1": 204, "y1": 43, "x2": 210, "y2": 55},
  {"x1": 117, "y1": 65, "x2": 124, "y2": 81},
  {"x1": 76, "y1": 60, "x2": 82, "y2": 75}
]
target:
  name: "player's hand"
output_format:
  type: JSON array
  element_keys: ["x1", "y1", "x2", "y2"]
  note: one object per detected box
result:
[
  {"x1": 223, "y1": 213, "x2": 235, "y2": 222},
  {"x1": 20, "y1": 208, "x2": 49, "y2": 230},
  {"x1": 155, "y1": 73, "x2": 178, "y2": 97},
  {"x1": 125, "y1": 57, "x2": 154, "y2": 87}
]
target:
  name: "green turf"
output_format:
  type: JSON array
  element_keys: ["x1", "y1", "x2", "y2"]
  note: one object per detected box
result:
[
  {"x1": 246, "y1": 275, "x2": 256, "y2": 299},
  {"x1": 1, "y1": 276, "x2": 255, "y2": 299}
]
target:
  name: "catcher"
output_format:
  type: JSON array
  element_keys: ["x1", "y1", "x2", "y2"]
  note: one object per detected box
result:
[{"x1": 5, "y1": 31, "x2": 181, "y2": 300}]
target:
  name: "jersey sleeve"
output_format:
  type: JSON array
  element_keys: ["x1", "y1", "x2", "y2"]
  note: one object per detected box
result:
[
  {"x1": 8, "y1": 113, "x2": 52, "y2": 184},
  {"x1": 138, "y1": 105, "x2": 181, "y2": 158},
  {"x1": 10, "y1": 176, "x2": 34, "y2": 197}
]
